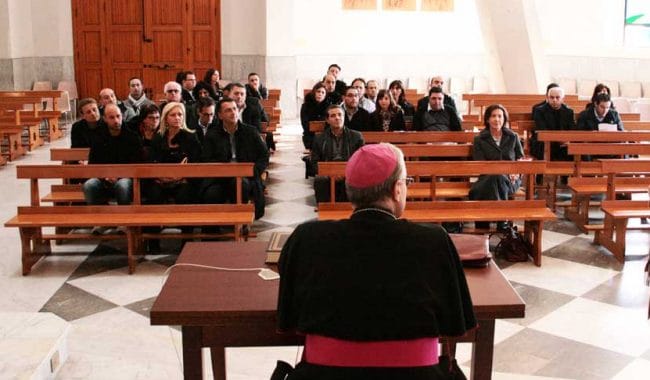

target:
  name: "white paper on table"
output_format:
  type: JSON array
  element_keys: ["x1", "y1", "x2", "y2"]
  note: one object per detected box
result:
[{"x1": 598, "y1": 123, "x2": 617, "y2": 131}]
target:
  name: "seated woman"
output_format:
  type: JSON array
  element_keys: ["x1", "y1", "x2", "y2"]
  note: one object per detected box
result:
[
  {"x1": 203, "y1": 68, "x2": 224, "y2": 101},
  {"x1": 470, "y1": 104, "x2": 524, "y2": 230},
  {"x1": 147, "y1": 102, "x2": 202, "y2": 205},
  {"x1": 369, "y1": 89, "x2": 406, "y2": 131},
  {"x1": 388, "y1": 80, "x2": 415, "y2": 117},
  {"x1": 278, "y1": 143, "x2": 476, "y2": 379},
  {"x1": 127, "y1": 103, "x2": 160, "y2": 162},
  {"x1": 585, "y1": 83, "x2": 615, "y2": 110},
  {"x1": 300, "y1": 82, "x2": 329, "y2": 149},
  {"x1": 192, "y1": 80, "x2": 219, "y2": 101}
]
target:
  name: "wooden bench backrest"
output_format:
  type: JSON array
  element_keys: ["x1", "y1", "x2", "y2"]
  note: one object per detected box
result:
[
  {"x1": 362, "y1": 131, "x2": 478, "y2": 144},
  {"x1": 567, "y1": 143, "x2": 650, "y2": 156},
  {"x1": 398, "y1": 144, "x2": 472, "y2": 159},
  {"x1": 268, "y1": 89, "x2": 281, "y2": 101},
  {"x1": 623, "y1": 121, "x2": 650, "y2": 131},
  {"x1": 50, "y1": 148, "x2": 90, "y2": 161},
  {"x1": 537, "y1": 131, "x2": 650, "y2": 161},
  {"x1": 621, "y1": 113, "x2": 641, "y2": 121},
  {"x1": 318, "y1": 160, "x2": 546, "y2": 201},
  {"x1": 599, "y1": 159, "x2": 650, "y2": 200},
  {"x1": 17, "y1": 163, "x2": 254, "y2": 206}
]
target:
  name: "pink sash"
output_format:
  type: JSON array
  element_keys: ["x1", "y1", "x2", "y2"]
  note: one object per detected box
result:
[{"x1": 304, "y1": 334, "x2": 439, "y2": 367}]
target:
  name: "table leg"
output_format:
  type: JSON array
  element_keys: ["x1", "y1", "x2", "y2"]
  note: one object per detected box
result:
[
  {"x1": 210, "y1": 346, "x2": 226, "y2": 380},
  {"x1": 471, "y1": 319, "x2": 496, "y2": 380},
  {"x1": 182, "y1": 326, "x2": 204, "y2": 380}
]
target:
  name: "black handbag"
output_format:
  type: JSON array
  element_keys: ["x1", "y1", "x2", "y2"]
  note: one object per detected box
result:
[{"x1": 494, "y1": 225, "x2": 532, "y2": 262}]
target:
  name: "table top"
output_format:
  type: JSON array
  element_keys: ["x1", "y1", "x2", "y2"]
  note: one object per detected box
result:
[{"x1": 151, "y1": 241, "x2": 525, "y2": 326}]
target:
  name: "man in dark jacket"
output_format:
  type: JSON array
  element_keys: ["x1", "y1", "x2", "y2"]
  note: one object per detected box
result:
[
  {"x1": 342, "y1": 87, "x2": 371, "y2": 131},
  {"x1": 201, "y1": 98, "x2": 270, "y2": 219},
  {"x1": 531, "y1": 87, "x2": 576, "y2": 160},
  {"x1": 311, "y1": 104, "x2": 364, "y2": 203},
  {"x1": 83, "y1": 104, "x2": 142, "y2": 205},
  {"x1": 71, "y1": 98, "x2": 105, "y2": 148},
  {"x1": 416, "y1": 76, "x2": 457, "y2": 112},
  {"x1": 576, "y1": 93, "x2": 624, "y2": 131},
  {"x1": 186, "y1": 96, "x2": 217, "y2": 145},
  {"x1": 245, "y1": 72, "x2": 268, "y2": 100},
  {"x1": 413, "y1": 87, "x2": 461, "y2": 131}
]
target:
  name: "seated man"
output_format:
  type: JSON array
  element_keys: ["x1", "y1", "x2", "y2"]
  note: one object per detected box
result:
[
  {"x1": 327, "y1": 63, "x2": 347, "y2": 96},
  {"x1": 311, "y1": 104, "x2": 364, "y2": 203},
  {"x1": 187, "y1": 96, "x2": 217, "y2": 144},
  {"x1": 159, "y1": 81, "x2": 182, "y2": 111},
  {"x1": 245, "y1": 72, "x2": 268, "y2": 100},
  {"x1": 71, "y1": 98, "x2": 104, "y2": 148},
  {"x1": 577, "y1": 93, "x2": 624, "y2": 131},
  {"x1": 323, "y1": 74, "x2": 342, "y2": 105},
  {"x1": 351, "y1": 78, "x2": 376, "y2": 113},
  {"x1": 413, "y1": 87, "x2": 461, "y2": 131},
  {"x1": 531, "y1": 82, "x2": 559, "y2": 119},
  {"x1": 342, "y1": 86, "x2": 371, "y2": 131},
  {"x1": 200, "y1": 98, "x2": 270, "y2": 219},
  {"x1": 124, "y1": 77, "x2": 154, "y2": 116},
  {"x1": 278, "y1": 143, "x2": 477, "y2": 378},
  {"x1": 417, "y1": 76, "x2": 457, "y2": 111},
  {"x1": 365, "y1": 79, "x2": 379, "y2": 104},
  {"x1": 83, "y1": 104, "x2": 142, "y2": 205},
  {"x1": 99, "y1": 88, "x2": 136, "y2": 122},
  {"x1": 180, "y1": 71, "x2": 197, "y2": 105},
  {"x1": 229, "y1": 82, "x2": 273, "y2": 150},
  {"x1": 531, "y1": 86, "x2": 576, "y2": 160}
]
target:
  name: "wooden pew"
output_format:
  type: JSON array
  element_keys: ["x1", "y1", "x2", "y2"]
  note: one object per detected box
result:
[
  {"x1": 564, "y1": 143, "x2": 650, "y2": 232},
  {"x1": 0, "y1": 96, "x2": 44, "y2": 159},
  {"x1": 0, "y1": 90, "x2": 65, "y2": 141},
  {"x1": 623, "y1": 121, "x2": 650, "y2": 131},
  {"x1": 462, "y1": 93, "x2": 580, "y2": 116},
  {"x1": 594, "y1": 200, "x2": 650, "y2": 262},
  {"x1": 308, "y1": 122, "x2": 479, "y2": 144},
  {"x1": 318, "y1": 160, "x2": 545, "y2": 202},
  {"x1": 533, "y1": 131, "x2": 650, "y2": 211},
  {"x1": 5, "y1": 163, "x2": 256, "y2": 275},
  {"x1": 319, "y1": 199, "x2": 555, "y2": 266},
  {"x1": 592, "y1": 159, "x2": 650, "y2": 262}
]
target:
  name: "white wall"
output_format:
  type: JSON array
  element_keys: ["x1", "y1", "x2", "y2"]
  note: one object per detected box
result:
[
  {"x1": 292, "y1": 0, "x2": 486, "y2": 81},
  {"x1": 6, "y1": 0, "x2": 35, "y2": 58},
  {"x1": 30, "y1": 0, "x2": 73, "y2": 57},
  {"x1": 221, "y1": 0, "x2": 266, "y2": 55},
  {"x1": 535, "y1": 0, "x2": 650, "y2": 82}
]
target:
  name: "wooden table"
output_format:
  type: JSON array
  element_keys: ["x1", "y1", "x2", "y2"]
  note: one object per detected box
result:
[{"x1": 150, "y1": 241, "x2": 525, "y2": 380}]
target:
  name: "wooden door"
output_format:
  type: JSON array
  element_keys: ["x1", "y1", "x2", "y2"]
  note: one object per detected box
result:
[{"x1": 72, "y1": 0, "x2": 221, "y2": 100}]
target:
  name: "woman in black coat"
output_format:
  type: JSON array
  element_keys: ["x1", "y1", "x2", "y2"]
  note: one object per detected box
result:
[
  {"x1": 300, "y1": 82, "x2": 329, "y2": 149},
  {"x1": 148, "y1": 102, "x2": 202, "y2": 205},
  {"x1": 368, "y1": 89, "x2": 406, "y2": 131},
  {"x1": 470, "y1": 104, "x2": 524, "y2": 230}
]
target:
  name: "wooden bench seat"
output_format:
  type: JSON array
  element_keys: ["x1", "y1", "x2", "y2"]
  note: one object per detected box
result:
[
  {"x1": 318, "y1": 200, "x2": 556, "y2": 266},
  {"x1": 6, "y1": 162, "x2": 255, "y2": 275},
  {"x1": 5, "y1": 204, "x2": 254, "y2": 275},
  {"x1": 594, "y1": 201, "x2": 650, "y2": 262}
]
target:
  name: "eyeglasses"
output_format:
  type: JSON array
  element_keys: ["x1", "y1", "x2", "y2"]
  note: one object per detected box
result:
[{"x1": 401, "y1": 177, "x2": 415, "y2": 186}]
